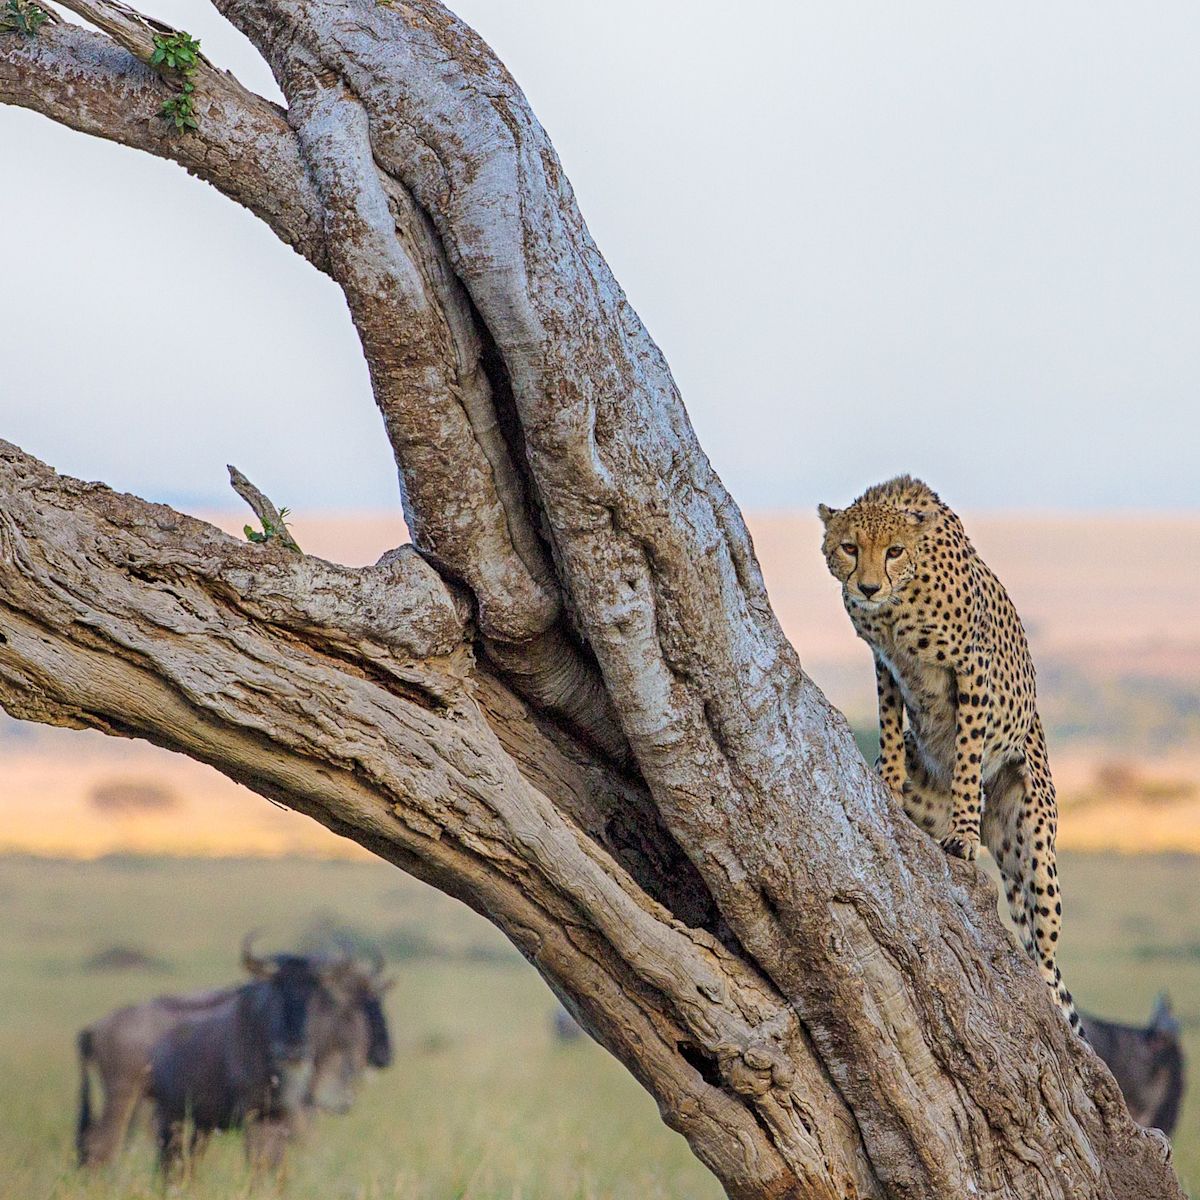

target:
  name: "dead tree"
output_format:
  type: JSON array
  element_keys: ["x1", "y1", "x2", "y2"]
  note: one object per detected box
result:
[{"x1": 0, "y1": 4, "x2": 1182, "y2": 1196}]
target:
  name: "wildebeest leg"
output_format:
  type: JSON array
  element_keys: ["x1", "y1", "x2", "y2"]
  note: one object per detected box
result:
[
  {"x1": 156, "y1": 1117, "x2": 186, "y2": 1184},
  {"x1": 187, "y1": 1127, "x2": 211, "y2": 1177},
  {"x1": 82, "y1": 1066, "x2": 148, "y2": 1167},
  {"x1": 245, "y1": 1115, "x2": 292, "y2": 1177},
  {"x1": 157, "y1": 1120, "x2": 210, "y2": 1185}
]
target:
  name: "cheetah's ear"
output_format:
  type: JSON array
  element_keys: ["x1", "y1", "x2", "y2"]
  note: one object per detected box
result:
[{"x1": 817, "y1": 503, "x2": 838, "y2": 525}]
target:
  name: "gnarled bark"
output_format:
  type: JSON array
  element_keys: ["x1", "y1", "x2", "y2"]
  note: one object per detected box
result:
[{"x1": 0, "y1": 4, "x2": 1183, "y2": 1197}]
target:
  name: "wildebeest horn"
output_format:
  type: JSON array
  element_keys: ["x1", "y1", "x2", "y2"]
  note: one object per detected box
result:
[
  {"x1": 364, "y1": 944, "x2": 386, "y2": 981},
  {"x1": 1151, "y1": 992, "x2": 1180, "y2": 1037},
  {"x1": 241, "y1": 932, "x2": 275, "y2": 979}
]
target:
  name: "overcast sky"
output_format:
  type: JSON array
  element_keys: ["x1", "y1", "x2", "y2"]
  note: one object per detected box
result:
[{"x1": 2, "y1": 2, "x2": 1197, "y2": 513}]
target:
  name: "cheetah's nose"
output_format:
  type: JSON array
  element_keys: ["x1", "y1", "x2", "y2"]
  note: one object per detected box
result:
[{"x1": 859, "y1": 584, "x2": 881, "y2": 598}]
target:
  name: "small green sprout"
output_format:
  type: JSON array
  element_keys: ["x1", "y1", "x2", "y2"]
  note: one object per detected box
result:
[
  {"x1": 2, "y1": 0, "x2": 50, "y2": 36},
  {"x1": 244, "y1": 506, "x2": 295, "y2": 546},
  {"x1": 160, "y1": 80, "x2": 198, "y2": 132},
  {"x1": 150, "y1": 31, "x2": 202, "y2": 132}
]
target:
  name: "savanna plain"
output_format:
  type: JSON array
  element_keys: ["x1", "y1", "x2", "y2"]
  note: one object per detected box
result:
[
  {"x1": 1, "y1": 852, "x2": 1199, "y2": 1200},
  {"x1": 0, "y1": 856, "x2": 719, "y2": 1200}
]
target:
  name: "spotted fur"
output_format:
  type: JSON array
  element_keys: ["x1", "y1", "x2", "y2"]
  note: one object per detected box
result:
[{"x1": 819, "y1": 475, "x2": 1082, "y2": 1035}]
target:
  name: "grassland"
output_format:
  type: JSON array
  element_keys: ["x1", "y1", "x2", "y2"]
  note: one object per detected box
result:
[
  {"x1": 0, "y1": 856, "x2": 718, "y2": 1200},
  {"x1": 1, "y1": 852, "x2": 1199, "y2": 1199}
]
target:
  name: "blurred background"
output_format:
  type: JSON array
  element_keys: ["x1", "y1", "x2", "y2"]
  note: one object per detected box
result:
[{"x1": 2, "y1": 1, "x2": 1199, "y2": 1196}]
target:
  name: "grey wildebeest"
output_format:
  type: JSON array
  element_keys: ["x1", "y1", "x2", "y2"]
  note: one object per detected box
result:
[
  {"x1": 307, "y1": 952, "x2": 393, "y2": 1112},
  {"x1": 75, "y1": 940, "x2": 392, "y2": 1173},
  {"x1": 1082, "y1": 994, "x2": 1186, "y2": 1137}
]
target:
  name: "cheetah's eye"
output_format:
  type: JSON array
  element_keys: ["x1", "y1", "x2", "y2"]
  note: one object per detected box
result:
[
  {"x1": 886, "y1": 545, "x2": 904, "y2": 560},
  {"x1": 840, "y1": 543, "x2": 857, "y2": 556}
]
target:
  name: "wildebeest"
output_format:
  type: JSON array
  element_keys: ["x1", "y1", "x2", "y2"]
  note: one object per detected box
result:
[
  {"x1": 76, "y1": 983, "x2": 238, "y2": 1167},
  {"x1": 148, "y1": 940, "x2": 338, "y2": 1177},
  {"x1": 552, "y1": 1004, "x2": 585, "y2": 1042},
  {"x1": 75, "y1": 938, "x2": 393, "y2": 1172},
  {"x1": 1082, "y1": 994, "x2": 1185, "y2": 1136},
  {"x1": 306, "y1": 952, "x2": 393, "y2": 1113}
]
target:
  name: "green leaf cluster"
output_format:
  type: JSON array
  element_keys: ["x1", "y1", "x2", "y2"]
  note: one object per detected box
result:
[
  {"x1": 1, "y1": 0, "x2": 50, "y2": 36},
  {"x1": 150, "y1": 29, "x2": 200, "y2": 71},
  {"x1": 160, "y1": 80, "x2": 198, "y2": 132},
  {"x1": 244, "y1": 507, "x2": 295, "y2": 546},
  {"x1": 151, "y1": 30, "x2": 202, "y2": 132}
]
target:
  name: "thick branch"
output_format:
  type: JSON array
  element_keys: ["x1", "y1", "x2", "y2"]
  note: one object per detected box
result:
[
  {"x1": 2, "y1": 2, "x2": 1186, "y2": 1195},
  {"x1": 277, "y1": 52, "x2": 626, "y2": 756},
  {"x1": 0, "y1": 20, "x2": 327, "y2": 267}
]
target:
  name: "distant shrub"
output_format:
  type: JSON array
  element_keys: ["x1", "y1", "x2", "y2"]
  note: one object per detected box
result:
[
  {"x1": 300, "y1": 911, "x2": 519, "y2": 965},
  {"x1": 89, "y1": 778, "x2": 179, "y2": 813},
  {"x1": 83, "y1": 944, "x2": 171, "y2": 973},
  {"x1": 1066, "y1": 760, "x2": 1197, "y2": 811}
]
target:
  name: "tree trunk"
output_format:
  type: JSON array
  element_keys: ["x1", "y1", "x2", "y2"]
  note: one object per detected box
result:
[{"x1": 0, "y1": 4, "x2": 1182, "y2": 1197}]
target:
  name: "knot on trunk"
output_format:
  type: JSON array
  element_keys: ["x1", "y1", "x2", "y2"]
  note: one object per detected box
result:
[{"x1": 722, "y1": 1040, "x2": 796, "y2": 1098}]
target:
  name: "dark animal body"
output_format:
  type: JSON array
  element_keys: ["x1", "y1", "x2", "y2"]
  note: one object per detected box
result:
[
  {"x1": 819, "y1": 476, "x2": 1080, "y2": 1032},
  {"x1": 1083, "y1": 996, "x2": 1185, "y2": 1136},
  {"x1": 76, "y1": 943, "x2": 393, "y2": 1176},
  {"x1": 148, "y1": 953, "x2": 328, "y2": 1175},
  {"x1": 75, "y1": 985, "x2": 237, "y2": 1167}
]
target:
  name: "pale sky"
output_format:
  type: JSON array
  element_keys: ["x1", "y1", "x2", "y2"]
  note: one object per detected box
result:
[{"x1": 1, "y1": 2, "x2": 1197, "y2": 513}]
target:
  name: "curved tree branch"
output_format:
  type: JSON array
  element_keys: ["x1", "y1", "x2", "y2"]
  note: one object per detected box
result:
[{"x1": 0, "y1": 19, "x2": 328, "y2": 265}]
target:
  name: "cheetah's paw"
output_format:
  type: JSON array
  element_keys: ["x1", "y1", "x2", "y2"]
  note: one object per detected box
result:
[{"x1": 939, "y1": 834, "x2": 979, "y2": 863}]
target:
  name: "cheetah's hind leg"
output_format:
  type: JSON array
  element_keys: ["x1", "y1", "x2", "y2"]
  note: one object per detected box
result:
[
  {"x1": 983, "y1": 759, "x2": 1084, "y2": 1038},
  {"x1": 898, "y1": 732, "x2": 954, "y2": 842}
]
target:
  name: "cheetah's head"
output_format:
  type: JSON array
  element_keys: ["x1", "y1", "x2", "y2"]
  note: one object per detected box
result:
[{"x1": 818, "y1": 501, "x2": 928, "y2": 609}]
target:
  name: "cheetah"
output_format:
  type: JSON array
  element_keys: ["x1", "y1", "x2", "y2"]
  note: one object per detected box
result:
[{"x1": 818, "y1": 475, "x2": 1082, "y2": 1035}]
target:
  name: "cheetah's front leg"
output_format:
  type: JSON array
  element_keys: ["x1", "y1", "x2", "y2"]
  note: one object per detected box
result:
[
  {"x1": 873, "y1": 656, "x2": 906, "y2": 800},
  {"x1": 942, "y1": 650, "x2": 989, "y2": 861}
]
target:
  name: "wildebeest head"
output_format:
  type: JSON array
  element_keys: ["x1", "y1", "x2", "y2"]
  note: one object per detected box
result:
[
  {"x1": 1081, "y1": 992, "x2": 1186, "y2": 1137},
  {"x1": 240, "y1": 936, "x2": 344, "y2": 1070},
  {"x1": 358, "y1": 946, "x2": 394, "y2": 1070},
  {"x1": 361, "y1": 989, "x2": 393, "y2": 1069},
  {"x1": 305, "y1": 950, "x2": 395, "y2": 1113}
]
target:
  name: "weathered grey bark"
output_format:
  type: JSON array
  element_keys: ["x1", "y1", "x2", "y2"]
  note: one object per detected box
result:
[{"x1": 0, "y1": 4, "x2": 1183, "y2": 1198}]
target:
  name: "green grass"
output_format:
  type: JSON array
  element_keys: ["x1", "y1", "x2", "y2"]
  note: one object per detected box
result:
[
  {"x1": 0, "y1": 856, "x2": 719, "y2": 1200},
  {"x1": 0, "y1": 852, "x2": 1198, "y2": 1197}
]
